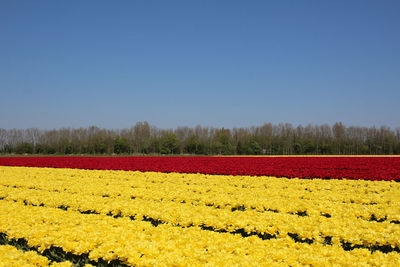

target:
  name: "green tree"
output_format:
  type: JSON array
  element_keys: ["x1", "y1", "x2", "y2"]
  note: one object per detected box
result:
[
  {"x1": 2, "y1": 144, "x2": 12, "y2": 154},
  {"x1": 293, "y1": 142, "x2": 302, "y2": 154},
  {"x1": 304, "y1": 139, "x2": 316, "y2": 154},
  {"x1": 15, "y1": 142, "x2": 34, "y2": 154},
  {"x1": 236, "y1": 141, "x2": 245, "y2": 155},
  {"x1": 212, "y1": 128, "x2": 233, "y2": 155},
  {"x1": 114, "y1": 135, "x2": 130, "y2": 154},
  {"x1": 184, "y1": 134, "x2": 202, "y2": 154},
  {"x1": 248, "y1": 140, "x2": 261, "y2": 155},
  {"x1": 160, "y1": 133, "x2": 179, "y2": 154}
]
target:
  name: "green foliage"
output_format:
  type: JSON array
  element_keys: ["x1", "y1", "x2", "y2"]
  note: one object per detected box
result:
[
  {"x1": 160, "y1": 133, "x2": 179, "y2": 154},
  {"x1": 212, "y1": 128, "x2": 233, "y2": 155},
  {"x1": 248, "y1": 140, "x2": 261, "y2": 155},
  {"x1": 2, "y1": 144, "x2": 12, "y2": 154},
  {"x1": 184, "y1": 135, "x2": 204, "y2": 154},
  {"x1": 15, "y1": 143, "x2": 34, "y2": 154},
  {"x1": 236, "y1": 141, "x2": 245, "y2": 155},
  {"x1": 320, "y1": 143, "x2": 332, "y2": 154},
  {"x1": 304, "y1": 140, "x2": 316, "y2": 154},
  {"x1": 293, "y1": 142, "x2": 302, "y2": 154},
  {"x1": 113, "y1": 135, "x2": 130, "y2": 154},
  {"x1": 1, "y1": 122, "x2": 399, "y2": 155}
]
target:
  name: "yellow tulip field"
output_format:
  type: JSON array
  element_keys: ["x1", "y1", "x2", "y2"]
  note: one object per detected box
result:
[{"x1": 0, "y1": 165, "x2": 399, "y2": 266}]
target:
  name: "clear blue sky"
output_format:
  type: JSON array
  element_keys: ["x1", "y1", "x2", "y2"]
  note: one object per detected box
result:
[{"x1": 1, "y1": 0, "x2": 399, "y2": 130}]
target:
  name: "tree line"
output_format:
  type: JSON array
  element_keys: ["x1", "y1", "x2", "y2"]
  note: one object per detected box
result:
[{"x1": 1, "y1": 122, "x2": 399, "y2": 155}]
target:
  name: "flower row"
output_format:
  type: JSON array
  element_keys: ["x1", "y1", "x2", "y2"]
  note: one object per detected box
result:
[
  {"x1": 0, "y1": 156, "x2": 399, "y2": 180},
  {"x1": 2, "y1": 185, "x2": 399, "y2": 249},
  {"x1": 0, "y1": 167, "x2": 399, "y2": 248},
  {"x1": 0, "y1": 201, "x2": 399, "y2": 266},
  {"x1": 0, "y1": 244, "x2": 76, "y2": 266},
  {"x1": 2, "y1": 167, "x2": 398, "y2": 221}
]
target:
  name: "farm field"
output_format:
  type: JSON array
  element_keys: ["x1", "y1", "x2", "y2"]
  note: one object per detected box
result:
[
  {"x1": 0, "y1": 156, "x2": 400, "y2": 181},
  {"x1": 0, "y1": 157, "x2": 399, "y2": 266}
]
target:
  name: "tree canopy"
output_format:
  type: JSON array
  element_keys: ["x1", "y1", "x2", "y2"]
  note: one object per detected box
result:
[{"x1": 1, "y1": 122, "x2": 399, "y2": 155}]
